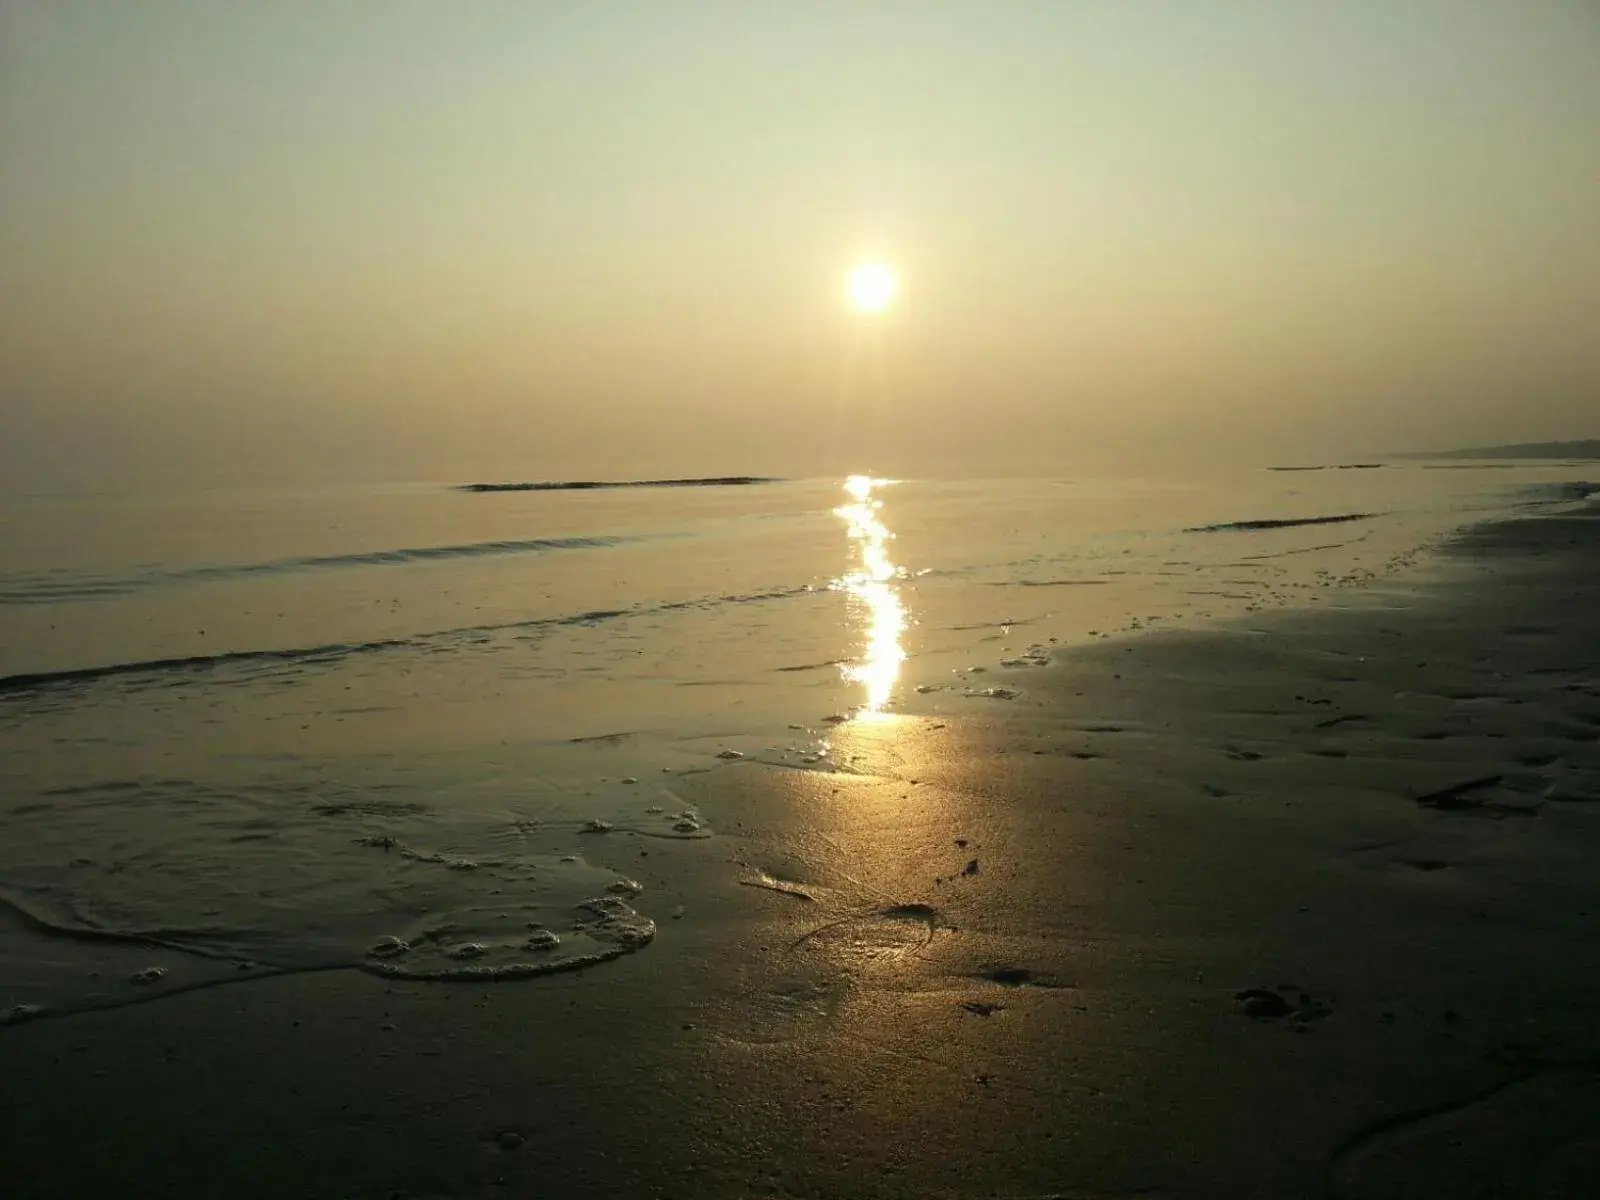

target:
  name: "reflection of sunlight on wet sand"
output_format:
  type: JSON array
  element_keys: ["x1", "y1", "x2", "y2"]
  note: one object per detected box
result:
[{"x1": 833, "y1": 476, "x2": 906, "y2": 720}]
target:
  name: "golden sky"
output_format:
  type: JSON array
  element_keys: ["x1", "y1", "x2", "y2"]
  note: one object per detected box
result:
[{"x1": 2, "y1": 2, "x2": 1596, "y2": 488}]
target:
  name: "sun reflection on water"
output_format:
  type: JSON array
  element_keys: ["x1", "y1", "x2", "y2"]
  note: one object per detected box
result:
[{"x1": 833, "y1": 475, "x2": 906, "y2": 719}]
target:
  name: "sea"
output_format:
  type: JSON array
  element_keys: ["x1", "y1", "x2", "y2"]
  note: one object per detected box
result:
[{"x1": 1, "y1": 462, "x2": 1590, "y2": 1021}]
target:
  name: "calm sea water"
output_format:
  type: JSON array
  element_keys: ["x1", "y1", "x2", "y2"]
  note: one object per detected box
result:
[{"x1": 0, "y1": 465, "x2": 1586, "y2": 1020}]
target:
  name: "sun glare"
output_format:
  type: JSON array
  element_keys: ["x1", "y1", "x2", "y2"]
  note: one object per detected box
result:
[
  {"x1": 833, "y1": 475, "x2": 906, "y2": 718},
  {"x1": 846, "y1": 262, "x2": 897, "y2": 314}
]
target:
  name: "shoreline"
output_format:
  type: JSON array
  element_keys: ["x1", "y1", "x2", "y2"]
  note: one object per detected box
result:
[{"x1": 3, "y1": 493, "x2": 1598, "y2": 1198}]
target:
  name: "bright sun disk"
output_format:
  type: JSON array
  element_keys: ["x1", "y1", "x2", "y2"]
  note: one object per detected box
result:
[{"x1": 847, "y1": 262, "x2": 897, "y2": 314}]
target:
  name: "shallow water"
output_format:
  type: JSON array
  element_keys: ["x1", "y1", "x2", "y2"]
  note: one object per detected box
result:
[{"x1": 1, "y1": 464, "x2": 1591, "y2": 1019}]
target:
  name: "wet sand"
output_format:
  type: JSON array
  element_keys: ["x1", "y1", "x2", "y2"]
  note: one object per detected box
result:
[{"x1": 3, "y1": 495, "x2": 1598, "y2": 1198}]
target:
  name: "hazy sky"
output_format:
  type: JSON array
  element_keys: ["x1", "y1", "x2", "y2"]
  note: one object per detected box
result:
[{"x1": 2, "y1": 1, "x2": 1596, "y2": 488}]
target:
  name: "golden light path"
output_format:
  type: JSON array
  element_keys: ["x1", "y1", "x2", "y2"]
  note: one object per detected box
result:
[{"x1": 833, "y1": 475, "x2": 906, "y2": 718}]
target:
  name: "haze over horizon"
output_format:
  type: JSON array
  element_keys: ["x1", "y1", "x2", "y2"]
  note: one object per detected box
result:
[{"x1": 2, "y1": 1, "x2": 1596, "y2": 492}]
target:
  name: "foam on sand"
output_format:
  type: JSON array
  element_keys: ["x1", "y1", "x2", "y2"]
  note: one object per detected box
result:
[
  {"x1": 0, "y1": 774, "x2": 681, "y2": 1022},
  {"x1": 360, "y1": 893, "x2": 656, "y2": 982}
]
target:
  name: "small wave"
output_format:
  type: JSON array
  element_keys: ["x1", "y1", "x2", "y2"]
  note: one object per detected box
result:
[
  {"x1": 0, "y1": 535, "x2": 644, "y2": 606},
  {"x1": 458, "y1": 476, "x2": 782, "y2": 493},
  {"x1": 0, "y1": 639, "x2": 411, "y2": 696},
  {"x1": 1527, "y1": 481, "x2": 1600, "y2": 504},
  {"x1": 0, "y1": 586, "x2": 817, "y2": 701},
  {"x1": 1235, "y1": 534, "x2": 1371, "y2": 561},
  {"x1": 1266, "y1": 463, "x2": 1384, "y2": 472},
  {"x1": 985, "y1": 578, "x2": 1110, "y2": 588},
  {"x1": 1187, "y1": 512, "x2": 1381, "y2": 533}
]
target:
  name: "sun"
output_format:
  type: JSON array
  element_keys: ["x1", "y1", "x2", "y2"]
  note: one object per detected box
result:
[{"x1": 846, "y1": 262, "x2": 897, "y2": 314}]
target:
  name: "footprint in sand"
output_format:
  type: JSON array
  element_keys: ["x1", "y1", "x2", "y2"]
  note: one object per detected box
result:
[
  {"x1": 1516, "y1": 751, "x2": 1563, "y2": 768},
  {"x1": 975, "y1": 965, "x2": 1072, "y2": 989},
  {"x1": 719, "y1": 975, "x2": 848, "y2": 1046},
  {"x1": 1233, "y1": 984, "x2": 1331, "y2": 1024},
  {"x1": 1, "y1": 1004, "x2": 47, "y2": 1026},
  {"x1": 789, "y1": 903, "x2": 945, "y2": 966}
]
